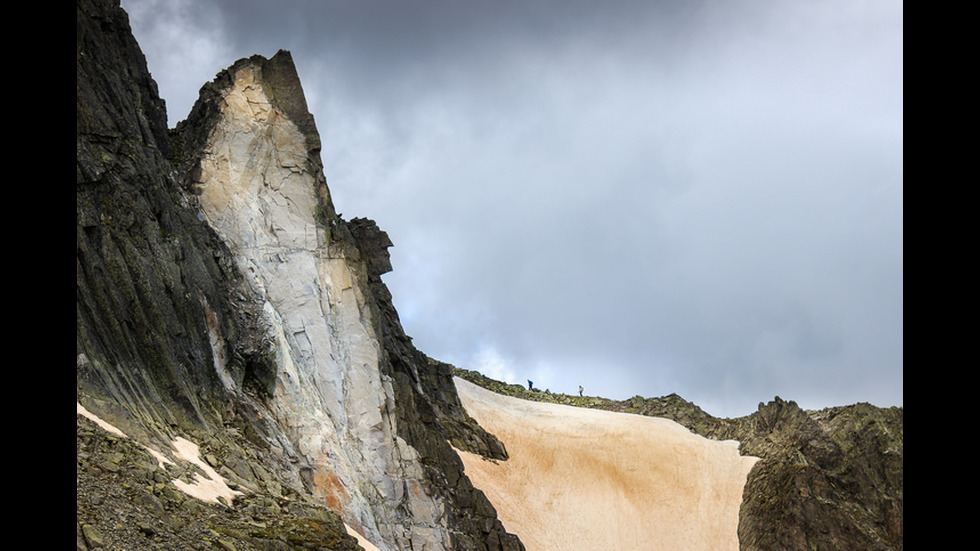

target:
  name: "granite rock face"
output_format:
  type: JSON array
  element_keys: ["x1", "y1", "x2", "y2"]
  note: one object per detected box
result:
[{"x1": 77, "y1": 1, "x2": 519, "y2": 549}]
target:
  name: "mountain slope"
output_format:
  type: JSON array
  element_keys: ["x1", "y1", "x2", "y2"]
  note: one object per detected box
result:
[{"x1": 77, "y1": 1, "x2": 518, "y2": 549}]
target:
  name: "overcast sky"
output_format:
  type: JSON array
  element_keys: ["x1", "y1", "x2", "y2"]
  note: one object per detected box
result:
[{"x1": 121, "y1": 0, "x2": 902, "y2": 418}]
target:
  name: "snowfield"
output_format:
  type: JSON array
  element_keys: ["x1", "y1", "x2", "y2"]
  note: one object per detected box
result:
[{"x1": 453, "y1": 377, "x2": 759, "y2": 551}]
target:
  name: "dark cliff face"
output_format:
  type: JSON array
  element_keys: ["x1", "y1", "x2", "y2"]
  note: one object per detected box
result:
[
  {"x1": 77, "y1": 0, "x2": 269, "y2": 442},
  {"x1": 77, "y1": 1, "x2": 520, "y2": 549}
]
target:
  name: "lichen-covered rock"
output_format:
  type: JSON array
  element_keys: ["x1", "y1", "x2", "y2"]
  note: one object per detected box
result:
[
  {"x1": 736, "y1": 400, "x2": 903, "y2": 550},
  {"x1": 76, "y1": 413, "x2": 362, "y2": 551},
  {"x1": 77, "y1": 0, "x2": 274, "y2": 444}
]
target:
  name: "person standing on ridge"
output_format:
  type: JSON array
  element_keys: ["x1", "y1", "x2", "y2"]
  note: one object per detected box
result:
[
  {"x1": 527, "y1": 380, "x2": 533, "y2": 391},
  {"x1": 578, "y1": 385, "x2": 583, "y2": 397}
]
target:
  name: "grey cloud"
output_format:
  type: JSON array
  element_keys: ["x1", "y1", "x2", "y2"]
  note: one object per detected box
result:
[{"x1": 121, "y1": 0, "x2": 902, "y2": 417}]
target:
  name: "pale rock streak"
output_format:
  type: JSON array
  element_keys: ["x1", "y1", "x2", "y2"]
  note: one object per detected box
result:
[{"x1": 191, "y1": 62, "x2": 446, "y2": 550}]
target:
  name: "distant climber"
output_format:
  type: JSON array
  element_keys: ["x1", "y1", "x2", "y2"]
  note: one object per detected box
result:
[
  {"x1": 527, "y1": 380, "x2": 534, "y2": 391},
  {"x1": 578, "y1": 385, "x2": 583, "y2": 397}
]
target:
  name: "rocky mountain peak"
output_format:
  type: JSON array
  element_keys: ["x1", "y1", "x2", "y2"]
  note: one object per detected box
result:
[{"x1": 78, "y1": 1, "x2": 520, "y2": 549}]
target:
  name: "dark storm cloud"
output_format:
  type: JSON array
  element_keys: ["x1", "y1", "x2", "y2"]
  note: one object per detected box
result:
[{"x1": 122, "y1": 0, "x2": 902, "y2": 417}]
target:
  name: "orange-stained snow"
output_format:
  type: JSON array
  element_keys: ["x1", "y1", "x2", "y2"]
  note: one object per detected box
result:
[{"x1": 452, "y1": 378, "x2": 759, "y2": 551}]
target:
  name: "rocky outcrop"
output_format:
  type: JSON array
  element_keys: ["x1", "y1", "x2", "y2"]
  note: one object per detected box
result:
[
  {"x1": 77, "y1": 1, "x2": 519, "y2": 549},
  {"x1": 735, "y1": 399, "x2": 903, "y2": 550},
  {"x1": 77, "y1": 408, "x2": 363, "y2": 551}
]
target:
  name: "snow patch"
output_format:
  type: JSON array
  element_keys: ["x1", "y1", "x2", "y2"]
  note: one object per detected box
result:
[{"x1": 77, "y1": 402, "x2": 242, "y2": 506}]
